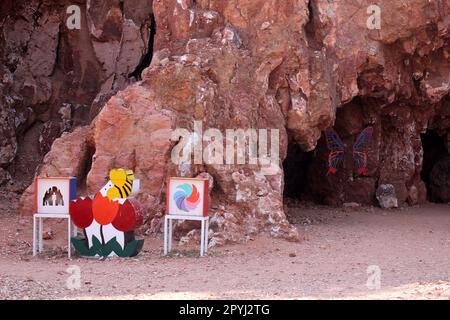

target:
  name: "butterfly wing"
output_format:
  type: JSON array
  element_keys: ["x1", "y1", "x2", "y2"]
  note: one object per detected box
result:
[
  {"x1": 325, "y1": 130, "x2": 345, "y2": 151},
  {"x1": 327, "y1": 151, "x2": 344, "y2": 175},
  {"x1": 324, "y1": 130, "x2": 345, "y2": 175},
  {"x1": 353, "y1": 127, "x2": 373, "y2": 151},
  {"x1": 352, "y1": 127, "x2": 373, "y2": 175}
]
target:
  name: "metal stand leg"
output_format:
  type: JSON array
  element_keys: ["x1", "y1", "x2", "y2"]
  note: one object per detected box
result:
[
  {"x1": 33, "y1": 215, "x2": 37, "y2": 256},
  {"x1": 68, "y1": 218, "x2": 71, "y2": 258},
  {"x1": 200, "y1": 219, "x2": 205, "y2": 257},
  {"x1": 38, "y1": 217, "x2": 43, "y2": 252},
  {"x1": 168, "y1": 218, "x2": 173, "y2": 252},
  {"x1": 164, "y1": 216, "x2": 168, "y2": 255},
  {"x1": 204, "y1": 218, "x2": 209, "y2": 253}
]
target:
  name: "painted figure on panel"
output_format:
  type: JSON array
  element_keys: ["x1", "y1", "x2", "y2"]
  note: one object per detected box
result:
[
  {"x1": 43, "y1": 187, "x2": 65, "y2": 206},
  {"x1": 70, "y1": 169, "x2": 144, "y2": 258}
]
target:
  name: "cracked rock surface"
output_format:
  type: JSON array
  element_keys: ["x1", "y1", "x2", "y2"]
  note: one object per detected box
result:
[{"x1": 0, "y1": 0, "x2": 448, "y2": 244}]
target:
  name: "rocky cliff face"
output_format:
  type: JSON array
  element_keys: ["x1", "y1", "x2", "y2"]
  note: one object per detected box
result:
[
  {"x1": 2, "y1": 1, "x2": 449, "y2": 245},
  {"x1": 0, "y1": 0, "x2": 154, "y2": 188}
]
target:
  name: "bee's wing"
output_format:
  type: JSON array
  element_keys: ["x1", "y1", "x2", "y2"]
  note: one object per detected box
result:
[{"x1": 130, "y1": 179, "x2": 140, "y2": 196}]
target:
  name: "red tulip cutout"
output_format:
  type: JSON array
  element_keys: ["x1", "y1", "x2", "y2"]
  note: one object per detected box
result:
[
  {"x1": 92, "y1": 193, "x2": 120, "y2": 225},
  {"x1": 70, "y1": 197, "x2": 94, "y2": 228},
  {"x1": 112, "y1": 198, "x2": 143, "y2": 232}
]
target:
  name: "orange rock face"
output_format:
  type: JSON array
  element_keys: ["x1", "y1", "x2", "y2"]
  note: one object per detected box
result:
[{"x1": 12, "y1": 0, "x2": 450, "y2": 245}]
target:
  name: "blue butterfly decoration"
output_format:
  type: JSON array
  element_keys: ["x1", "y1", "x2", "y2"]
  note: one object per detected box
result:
[{"x1": 324, "y1": 127, "x2": 373, "y2": 176}]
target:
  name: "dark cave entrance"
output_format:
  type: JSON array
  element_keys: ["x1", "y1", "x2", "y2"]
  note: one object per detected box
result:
[
  {"x1": 283, "y1": 143, "x2": 315, "y2": 201},
  {"x1": 77, "y1": 143, "x2": 96, "y2": 194},
  {"x1": 128, "y1": 14, "x2": 156, "y2": 80},
  {"x1": 420, "y1": 129, "x2": 449, "y2": 202}
]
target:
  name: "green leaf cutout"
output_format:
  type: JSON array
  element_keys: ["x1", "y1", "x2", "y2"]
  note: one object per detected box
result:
[
  {"x1": 120, "y1": 239, "x2": 145, "y2": 258},
  {"x1": 71, "y1": 236, "x2": 144, "y2": 258},
  {"x1": 71, "y1": 237, "x2": 97, "y2": 257}
]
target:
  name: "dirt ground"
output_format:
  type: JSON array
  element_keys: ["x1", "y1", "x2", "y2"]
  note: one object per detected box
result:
[{"x1": 0, "y1": 191, "x2": 450, "y2": 300}]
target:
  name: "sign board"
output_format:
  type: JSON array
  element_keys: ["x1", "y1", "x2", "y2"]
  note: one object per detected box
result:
[
  {"x1": 166, "y1": 177, "x2": 209, "y2": 217},
  {"x1": 34, "y1": 177, "x2": 76, "y2": 214}
]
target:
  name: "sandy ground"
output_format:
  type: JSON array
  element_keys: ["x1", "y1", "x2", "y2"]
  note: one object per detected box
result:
[{"x1": 0, "y1": 192, "x2": 450, "y2": 300}]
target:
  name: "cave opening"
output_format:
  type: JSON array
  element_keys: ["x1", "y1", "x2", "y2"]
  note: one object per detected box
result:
[
  {"x1": 283, "y1": 143, "x2": 315, "y2": 201},
  {"x1": 77, "y1": 143, "x2": 96, "y2": 194},
  {"x1": 420, "y1": 129, "x2": 449, "y2": 202},
  {"x1": 128, "y1": 14, "x2": 156, "y2": 81}
]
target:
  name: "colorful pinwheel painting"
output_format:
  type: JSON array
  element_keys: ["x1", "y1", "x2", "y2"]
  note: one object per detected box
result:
[
  {"x1": 324, "y1": 127, "x2": 373, "y2": 176},
  {"x1": 166, "y1": 177, "x2": 209, "y2": 217},
  {"x1": 69, "y1": 169, "x2": 144, "y2": 258},
  {"x1": 174, "y1": 184, "x2": 201, "y2": 212}
]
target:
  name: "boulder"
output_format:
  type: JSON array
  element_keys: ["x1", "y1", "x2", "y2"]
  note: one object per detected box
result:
[{"x1": 376, "y1": 184, "x2": 399, "y2": 209}]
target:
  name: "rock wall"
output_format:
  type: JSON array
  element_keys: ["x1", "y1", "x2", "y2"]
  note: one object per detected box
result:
[
  {"x1": 0, "y1": 0, "x2": 154, "y2": 189},
  {"x1": 7, "y1": 0, "x2": 450, "y2": 244}
]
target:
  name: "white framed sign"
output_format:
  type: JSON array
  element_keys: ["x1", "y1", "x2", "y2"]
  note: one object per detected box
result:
[
  {"x1": 34, "y1": 177, "x2": 76, "y2": 214},
  {"x1": 166, "y1": 177, "x2": 209, "y2": 217}
]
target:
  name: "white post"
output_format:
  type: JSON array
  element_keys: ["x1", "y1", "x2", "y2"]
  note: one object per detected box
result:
[
  {"x1": 33, "y1": 215, "x2": 37, "y2": 256},
  {"x1": 204, "y1": 218, "x2": 209, "y2": 253},
  {"x1": 164, "y1": 216, "x2": 168, "y2": 255},
  {"x1": 200, "y1": 219, "x2": 205, "y2": 257},
  {"x1": 39, "y1": 217, "x2": 43, "y2": 252},
  {"x1": 168, "y1": 218, "x2": 173, "y2": 252},
  {"x1": 67, "y1": 218, "x2": 72, "y2": 258}
]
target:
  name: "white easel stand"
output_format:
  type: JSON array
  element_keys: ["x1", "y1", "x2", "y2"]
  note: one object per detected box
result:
[
  {"x1": 164, "y1": 215, "x2": 209, "y2": 257},
  {"x1": 33, "y1": 213, "x2": 78, "y2": 258}
]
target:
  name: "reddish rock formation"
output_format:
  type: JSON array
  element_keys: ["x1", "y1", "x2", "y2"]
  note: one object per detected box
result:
[
  {"x1": 0, "y1": 0, "x2": 154, "y2": 189},
  {"x1": 3, "y1": 0, "x2": 449, "y2": 244},
  {"x1": 18, "y1": 126, "x2": 92, "y2": 215}
]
